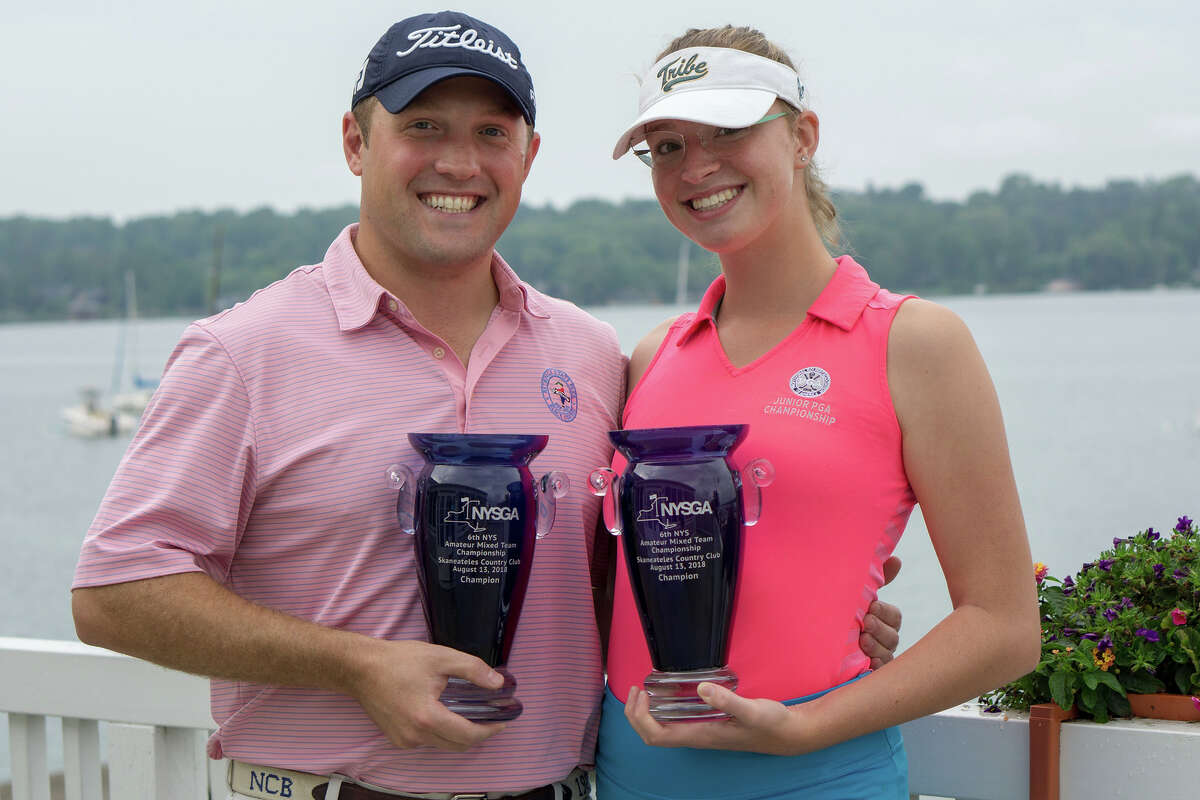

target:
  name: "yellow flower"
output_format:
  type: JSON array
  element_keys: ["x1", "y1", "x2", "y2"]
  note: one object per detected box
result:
[
  {"x1": 1034, "y1": 562, "x2": 1049, "y2": 584},
  {"x1": 1093, "y1": 649, "x2": 1115, "y2": 671}
]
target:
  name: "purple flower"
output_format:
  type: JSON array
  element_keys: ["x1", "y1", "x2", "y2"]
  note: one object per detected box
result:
[
  {"x1": 1175, "y1": 568, "x2": 1189, "y2": 581},
  {"x1": 1103, "y1": 608, "x2": 1118, "y2": 621},
  {"x1": 1080, "y1": 632, "x2": 1100, "y2": 641},
  {"x1": 1097, "y1": 559, "x2": 1115, "y2": 571},
  {"x1": 1086, "y1": 605, "x2": 1098, "y2": 617},
  {"x1": 1063, "y1": 627, "x2": 1079, "y2": 637},
  {"x1": 1177, "y1": 516, "x2": 1194, "y2": 532},
  {"x1": 1062, "y1": 575, "x2": 1075, "y2": 596},
  {"x1": 1120, "y1": 597, "x2": 1134, "y2": 610},
  {"x1": 1081, "y1": 562, "x2": 1095, "y2": 572},
  {"x1": 1097, "y1": 635, "x2": 1114, "y2": 653},
  {"x1": 1147, "y1": 527, "x2": 1160, "y2": 541},
  {"x1": 1135, "y1": 628, "x2": 1160, "y2": 643},
  {"x1": 1154, "y1": 564, "x2": 1165, "y2": 579},
  {"x1": 1113, "y1": 537, "x2": 1124, "y2": 547}
]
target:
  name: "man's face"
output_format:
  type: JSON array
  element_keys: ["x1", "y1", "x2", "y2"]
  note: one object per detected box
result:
[{"x1": 345, "y1": 76, "x2": 539, "y2": 274}]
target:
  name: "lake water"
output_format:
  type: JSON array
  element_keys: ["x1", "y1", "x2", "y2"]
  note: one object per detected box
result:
[{"x1": 1, "y1": 289, "x2": 1199, "y2": 776}]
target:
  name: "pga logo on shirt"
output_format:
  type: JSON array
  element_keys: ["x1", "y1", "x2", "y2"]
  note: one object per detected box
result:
[{"x1": 789, "y1": 366, "x2": 831, "y2": 398}]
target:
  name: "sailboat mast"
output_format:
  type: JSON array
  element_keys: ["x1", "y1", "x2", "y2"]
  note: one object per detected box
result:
[{"x1": 109, "y1": 270, "x2": 134, "y2": 395}]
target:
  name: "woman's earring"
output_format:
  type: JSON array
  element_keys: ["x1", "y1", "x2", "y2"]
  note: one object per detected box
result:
[{"x1": 800, "y1": 154, "x2": 809, "y2": 163}]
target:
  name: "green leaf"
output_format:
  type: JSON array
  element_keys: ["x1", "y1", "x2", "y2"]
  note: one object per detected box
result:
[
  {"x1": 1183, "y1": 629, "x2": 1200, "y2": 671},
  {"x1": 1082, "y1": 686, "x2": 1110, "y2": 722},
  {"x1": 1049, "y1": 670, "x2": 1073, "y2": 710},
  {"x1": 1107, "y1": 690, "x2": 1131, "y2": 717},
  {"x1": 1082, "y1": 672, "x2": 1099, "y2": 690},
  {"x1": 1122, "y1": 670, "x2": 1166, "y2": 694},
  {"x1": 1175, "y1": 663, "x2": 1192, "y2": 694},
  {"x1": 1095, "y1": 671, "x2": 1126, "y2": 696},
  {"x1": 1042, "y1": 587, "x2": 1071, "y2": 615}
]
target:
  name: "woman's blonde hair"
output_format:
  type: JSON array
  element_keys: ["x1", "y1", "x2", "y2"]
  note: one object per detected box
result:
[{"x1": 657, "y1": 26, "x2": 841, "y2": 248}]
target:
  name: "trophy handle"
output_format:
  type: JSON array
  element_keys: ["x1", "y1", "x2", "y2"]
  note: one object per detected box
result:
[
  {"x1": 384, "y1": 463, "x2": 416, "y2": 535},
  {"x1": 740, "y1": 458, "x2": 775, "y2": 527},
  {"x1": 536, "y1": 470, "x2": 570, "y2": 539},
  {"x1": 588, "y1": 468, "x2": 622, "y2": 536}
]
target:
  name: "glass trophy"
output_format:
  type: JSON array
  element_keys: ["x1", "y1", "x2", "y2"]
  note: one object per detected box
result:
[
  {"x1": 590, "y1": 424, "x2": 772, "y2": 722},
  {"x1": 387, "y1": 433, "x2": 568, "y2": 721}
]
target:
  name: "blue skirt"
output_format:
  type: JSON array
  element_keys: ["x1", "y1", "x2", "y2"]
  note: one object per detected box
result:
[{"x1": 594, "y1": 678, "x2": 908, "y2": 800}]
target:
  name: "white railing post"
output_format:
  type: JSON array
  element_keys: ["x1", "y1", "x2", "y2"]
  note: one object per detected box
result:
[
  {"x1": 62, "y1": 717, "x2": 103, "y2": 800},
  {"x1": 210, "y1": 755, "x2": 229, "y2": 799},
  {"x1": 157, "y1": 727, "x2": 210, "y2": 800},
  {"x1": 107, "y1": 723, "x2": 211, "y2": 800},
  {"x1": 9, "y1": 712, "x2": 51, "y2": 800},
  {"x1": 108, "y1": 723, "x2": 158, "y2": 797}
]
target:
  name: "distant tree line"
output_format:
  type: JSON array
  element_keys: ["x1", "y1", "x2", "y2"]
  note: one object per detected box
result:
[{"x1": 1, "y1": 173, "x2": 1196, "y2": 322}]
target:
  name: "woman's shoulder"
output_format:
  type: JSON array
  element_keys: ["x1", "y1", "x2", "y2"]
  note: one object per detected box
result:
[
  {"x1": 889, "y1": 298, "x2": 976, "y2": 365},
  {"x1": 887, "y1": 297, "x2": 994, "y2": 427},
  {"x1": 628, "y1": 314, "x2": 686, "y2": 388}
]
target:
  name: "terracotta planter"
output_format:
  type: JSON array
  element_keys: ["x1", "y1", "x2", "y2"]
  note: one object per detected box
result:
[
  {"x1": 1029, "y1": 694, "x2": 1200, "y2": 799},
  {"x1": 1126, "y1": 692, "x2": 1200, "y2": 722}
]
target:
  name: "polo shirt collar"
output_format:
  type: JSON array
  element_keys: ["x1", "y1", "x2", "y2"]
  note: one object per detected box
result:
[
  {"x1": 324, "y1": 225, "x2": 550, "y2": 332},
  {"x1": 677, "y1": 255, "x2": 878, "y2": 345}
]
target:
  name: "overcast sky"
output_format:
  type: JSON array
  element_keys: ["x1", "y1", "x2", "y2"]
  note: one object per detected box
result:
[{"x1": 4, "y1": 0, "x2": 1197, "y2": 221}]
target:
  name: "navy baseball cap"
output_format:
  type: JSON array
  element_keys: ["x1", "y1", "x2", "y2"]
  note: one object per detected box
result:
[{"x1": 351, "y1": 11, "x2": 536, "y2": 125}]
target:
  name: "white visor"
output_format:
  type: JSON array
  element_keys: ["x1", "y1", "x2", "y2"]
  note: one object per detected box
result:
[{"x1": 611, "y1": 47, "x2": 805, "y2": 160}]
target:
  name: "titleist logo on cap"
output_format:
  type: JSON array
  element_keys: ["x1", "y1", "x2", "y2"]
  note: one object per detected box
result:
[{"x1": 395, "y1": 24, "x2": 521, "y2": 70}]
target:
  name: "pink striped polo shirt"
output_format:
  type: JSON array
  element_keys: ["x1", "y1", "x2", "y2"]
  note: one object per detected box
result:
[
  {"x1": 73, "y1": 225, "x2": 626, "y2": 793},
  {"x1": 607, "y1": 257, "x2": 917, "y2": 703}
]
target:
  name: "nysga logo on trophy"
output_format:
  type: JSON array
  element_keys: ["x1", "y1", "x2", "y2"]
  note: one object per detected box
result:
[
  {"x1": 590, "y1": 424, "x2": 773, "y2": 722},
  {"x1": 386, "y1": 433, "x2": 568, "y2": 721}
]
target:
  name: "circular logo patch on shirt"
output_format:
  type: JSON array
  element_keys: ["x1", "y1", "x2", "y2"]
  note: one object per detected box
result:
[
  {"x1": 541, "y1": 368, "x2": 578, "y2": 422},
  {"x1": 789, "y1": 366, "x2": 832, "y2": 398}
]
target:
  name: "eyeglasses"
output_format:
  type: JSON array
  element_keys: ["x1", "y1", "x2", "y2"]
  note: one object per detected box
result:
[{"x1": 633, "y1": 112, "x2": 790, "y2": 169}]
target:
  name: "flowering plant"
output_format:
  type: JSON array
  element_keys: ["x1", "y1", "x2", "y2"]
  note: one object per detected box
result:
[{"x1": 982, "y1": 516, "x2": 1200, "y2": 722}]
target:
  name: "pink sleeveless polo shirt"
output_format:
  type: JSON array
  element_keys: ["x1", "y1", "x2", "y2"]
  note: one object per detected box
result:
[{"x1": 607, "y1": 256, "x2": 917, "y2": 702}]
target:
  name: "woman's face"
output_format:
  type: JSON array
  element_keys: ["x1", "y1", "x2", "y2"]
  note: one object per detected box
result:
[{"x1": 647, "y1": 101, "x2": 815, "y2": 255}]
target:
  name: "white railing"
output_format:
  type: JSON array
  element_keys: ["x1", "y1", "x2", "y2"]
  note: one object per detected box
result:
[
  {"x1": 0, "y1": 637, "x2": 222, "y2": 800},
  {"x1": 2, "y1": 637, "x2": 1197, "y2": 800}
]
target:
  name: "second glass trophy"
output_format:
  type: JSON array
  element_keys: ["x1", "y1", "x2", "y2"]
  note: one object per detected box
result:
[{"x1": 591, "y1": 424, "x2": 772, "y2": 722}]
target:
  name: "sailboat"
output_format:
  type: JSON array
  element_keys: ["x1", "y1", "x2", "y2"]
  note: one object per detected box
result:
[{"x1": 62, "y1": 270, "x2": 156, "y2": 438}]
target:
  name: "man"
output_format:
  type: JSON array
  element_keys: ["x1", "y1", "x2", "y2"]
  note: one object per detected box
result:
[{"x1": 71, "y1": 11, "x2": 900, "y2": 800}]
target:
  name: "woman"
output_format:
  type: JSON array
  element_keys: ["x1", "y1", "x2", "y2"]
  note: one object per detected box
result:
[{"x1": 595, "y1": 26, "x2": 1040, "y2": 799}]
